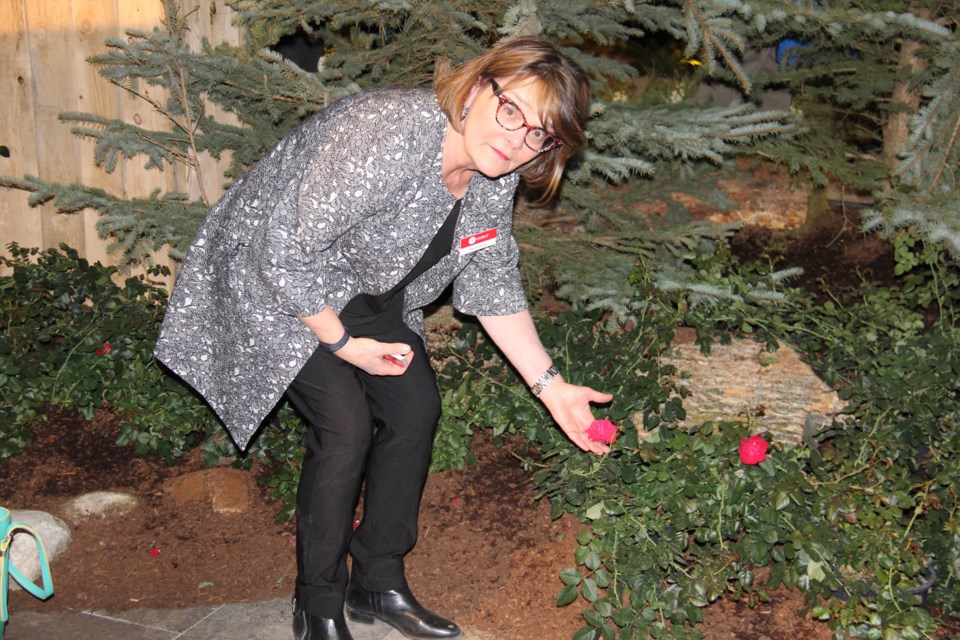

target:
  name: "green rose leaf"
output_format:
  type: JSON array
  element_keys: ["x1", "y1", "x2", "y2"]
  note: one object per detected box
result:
[
  {"x1": 572, "y1": 626, "x2": 596, "y2": 640},
  {"x1": 593, "y1": 568, "x2": 612, "y2": 588},
  {"x1": 807, "y1": 560, "x2": 827, "y2": 582},
  {"x1": 582, "y1": 609, "x2": 604, "y2": 628},
  {"x1": 557, "y1": 584, "x2": 580, "y2": 607},
  {"x1": 586, "y1": 501, "x2": 605, "y2": 520},
  {"x1": 581, "y1": 578, "x2": 599, "y2": 602},
  {"x1": 811, "y1": 605, "x2": 832, "y2": 620},
  {"x1": 612, "y1": 607, "x2": 635, "y2": 626},
  {"x1": 594, "y1": 599, "x2": 614, "y2": 618},
  {"x1": 560, "y1": 567, "x2": 582, "y2": 586}
]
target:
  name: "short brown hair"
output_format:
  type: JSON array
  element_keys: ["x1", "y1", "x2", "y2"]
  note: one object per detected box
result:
[{"x1": 434, "y1": 36, "x2": 590, "y2": 204}]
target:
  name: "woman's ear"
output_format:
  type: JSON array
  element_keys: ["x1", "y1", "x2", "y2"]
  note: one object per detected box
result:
[
  {"x1": 466, "y1": 78, "x2": 488, "y2": 108},
  {"x1": 461, "y1": 80, "x2": 483, "y2": 121}
]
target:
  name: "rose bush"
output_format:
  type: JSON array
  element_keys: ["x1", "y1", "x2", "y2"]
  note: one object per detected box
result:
[
  {"x1": 531, "y1": 230, "x2": 957, "y2": 639},
  {"x1": 0, "y1": 245, "x2": 224, "y2": 461}
]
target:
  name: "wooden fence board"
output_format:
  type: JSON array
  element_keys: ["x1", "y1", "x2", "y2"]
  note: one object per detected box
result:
[
  {"x1": 114, "y1": 0, "x2": 178, "y2": 287},
  {"x1": 0, "y1": 0, "x2": 43, "y2": 251},
  {"x1": 25, "y1": 0, "x2": 87, "y2": 254},
  {"x1": 73, "y1": 0, "x2": 123, "y2": 268},
  {"x1": 115, "y1": 0, "x2": 173, "y2": 202},
  {"x1": 0, "y1": 0, "x2": 246, "y2": 288}
]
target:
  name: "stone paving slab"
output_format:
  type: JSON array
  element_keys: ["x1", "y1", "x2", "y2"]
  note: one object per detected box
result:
[
  {"x1": 3, "y1": 598, "x2": 403, "y2": 640},
  {"x1": 3, "y1": 597, "x2": 495, "y2": 639}
]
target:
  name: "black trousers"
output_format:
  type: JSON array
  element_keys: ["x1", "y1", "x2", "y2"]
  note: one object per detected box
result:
[{"x1": 286, "y1": 318, "x2": 441, "y2": 619}]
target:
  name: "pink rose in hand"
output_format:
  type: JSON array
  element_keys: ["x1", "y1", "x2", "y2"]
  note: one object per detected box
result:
[
  {"x1": 586, "y1": 419, "x2": 618, "y2": 444},
  {"x1": 738, "y1": 435, "x2": 769, "y2": 465}
]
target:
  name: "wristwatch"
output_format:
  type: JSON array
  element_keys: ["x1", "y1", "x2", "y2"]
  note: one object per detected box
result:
[{"x1": 530, "y1": 366, "x2": 560, "y2": 398}]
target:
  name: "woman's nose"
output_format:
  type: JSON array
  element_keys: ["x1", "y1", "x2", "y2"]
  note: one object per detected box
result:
[{"x1": 507, "y1": 128, "x2": 526, "y2": 148}]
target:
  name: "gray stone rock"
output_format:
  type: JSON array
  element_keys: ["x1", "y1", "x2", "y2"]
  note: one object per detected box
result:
[
  {"x1": 61, "y1": 490, "x2": 141, "y2": 520},
  {"x1": 7, "y1": 510, "x2": 69, "y2": 594},
  {"x1": 658, "y1": 333, "x2": 847, "y2": 445}
]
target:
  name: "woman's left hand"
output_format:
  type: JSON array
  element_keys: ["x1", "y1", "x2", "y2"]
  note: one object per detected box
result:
[{"x1": 538, "y1": 380, "x2": 614, "y2": 455}]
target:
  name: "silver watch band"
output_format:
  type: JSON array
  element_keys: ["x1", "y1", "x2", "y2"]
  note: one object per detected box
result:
[{"x1": 530, "y1": 365, "x2": 560, "y2": 398}]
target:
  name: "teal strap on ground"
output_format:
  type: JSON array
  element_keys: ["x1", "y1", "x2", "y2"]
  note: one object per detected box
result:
[
  {"x1": 1, "y1": 523, "x2": 55, "y2": 640},
  {"x1": 1, "y1": 539, "x2": 7, "y2": 640},
  {"x1": 7, "y1": 525, "x2": 54, "y2": 600}
]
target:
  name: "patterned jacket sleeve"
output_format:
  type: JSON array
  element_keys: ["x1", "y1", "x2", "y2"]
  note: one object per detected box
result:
[
  {"x1": 238, "y1": 90, "x2": 438, "y2": 318},
  {"x1": 452, "y1": 176, "x2": 529, "y2": 318}
]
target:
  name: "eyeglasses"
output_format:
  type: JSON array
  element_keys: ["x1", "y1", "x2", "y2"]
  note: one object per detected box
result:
[{"x1": 489, "y1": 79, "x2": 563, "y2": 154}]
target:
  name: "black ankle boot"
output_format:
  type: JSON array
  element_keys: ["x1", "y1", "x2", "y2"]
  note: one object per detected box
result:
[
  {"x1": 292, "y1": 597, "x2": 354, "y2": 640},
  {"x1": 345, "y1": 582, "x2": 461, "y2": 639}
]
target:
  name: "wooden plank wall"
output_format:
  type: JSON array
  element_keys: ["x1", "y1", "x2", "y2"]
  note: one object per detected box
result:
[{"x1": 0, "y1": 0, "x2": 242, "y2": 287}]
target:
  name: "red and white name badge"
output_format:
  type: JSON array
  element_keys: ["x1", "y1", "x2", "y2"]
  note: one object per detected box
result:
[{"x1": 459, "y1": 228, "x2": 498, "y2": 255}]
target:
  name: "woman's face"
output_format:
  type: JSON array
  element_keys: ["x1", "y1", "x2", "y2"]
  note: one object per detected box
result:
[{"x1": 456, "y1": 76, "x2": 553, "y2": 178}]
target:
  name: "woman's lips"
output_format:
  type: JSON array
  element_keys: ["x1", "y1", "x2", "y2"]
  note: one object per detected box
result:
[{"x1": 491, "y1": 146, "x2": 510, "y2": 161}]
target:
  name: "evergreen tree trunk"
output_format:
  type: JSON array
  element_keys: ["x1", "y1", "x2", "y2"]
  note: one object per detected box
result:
[{"x1": 882, "y1": 9, "x2": 930, "y2": 168}]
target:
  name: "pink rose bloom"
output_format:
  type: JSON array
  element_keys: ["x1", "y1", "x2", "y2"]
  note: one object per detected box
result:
[
  {"x1": 739, "y1": 435, "x2": 769, "y2": 465},
  {"x1": 586, "y1": 419, "x2": 618, "y2": 444}
]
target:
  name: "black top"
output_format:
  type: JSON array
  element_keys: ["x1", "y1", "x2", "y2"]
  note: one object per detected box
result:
[{"x1": 339, "y1": 199, "x2": 462, "y2": 335}]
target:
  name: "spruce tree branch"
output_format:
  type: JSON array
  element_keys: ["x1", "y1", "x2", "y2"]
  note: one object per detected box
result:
[
  {"x1": 170, "y1": 62, "x2": 210, "y2": 206},
  {"x1": 927, "y1": 109, "x2": 960, "y2": 194},
  {"x1": 135, "y1": 131, "x2": 193, "y2": 165},
  {"x1": 106, "y1": 76, "x2": 209, "y2": 194},
  {"x1": 685, "y1": 0, "x2": 710, "y2": 71},
  {"x1": 156, "y1": 0, "x2": 209, "y2": 205},
  {"x1": 896, "y1": 96, "x2": 940, "y2": 184},
  {"x1": 0, "y1": 176, "x2": 40, "y2": 194},
  {"x1": 109, "y1": 80, "x2": 201, "y2": 167},
  {"x1": 684, "y1": 1, "x2": 749, "y2": 93},
  {"x1": 113, "y1": 81, "x2": 175, "y2": 129},
  {"x1": 218, "y1": 77, "x2": 324, "y2": 105}
]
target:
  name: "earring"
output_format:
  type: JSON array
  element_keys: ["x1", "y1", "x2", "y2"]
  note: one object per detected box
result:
[{"x1": 460, "y1": 106, "x2": 469, "y2": 120}]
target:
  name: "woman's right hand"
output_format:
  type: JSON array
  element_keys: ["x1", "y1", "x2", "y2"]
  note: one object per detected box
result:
[
  {"x1": 299, "y1": 307, "x2": 412, "y2": 376},
  {"x1": 334, "y1": 337, "x2": 414, "y2": 376}
]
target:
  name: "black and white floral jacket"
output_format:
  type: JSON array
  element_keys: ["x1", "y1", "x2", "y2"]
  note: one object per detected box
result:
[{"x1": 155, "y1": 88, "x2": 527, "y2": 449}]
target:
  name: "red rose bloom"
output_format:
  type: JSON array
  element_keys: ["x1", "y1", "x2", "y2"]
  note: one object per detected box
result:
[
  {"x1": 95, "y1": 342, "x2": 112, "y2": 356},
  {"x1": 738, "y1": 435, "x2": 769, "y2": 465},
  {"x1": 586, "y1": 419, "x2": 618, "y2": 444}
]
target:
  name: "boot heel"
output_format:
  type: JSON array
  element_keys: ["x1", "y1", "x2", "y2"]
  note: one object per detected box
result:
[{"x1": 346, "y1": 608, "x2": 375, "y2": 624}]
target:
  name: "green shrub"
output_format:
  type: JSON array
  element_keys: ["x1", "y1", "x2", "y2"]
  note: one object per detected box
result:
[
  {"x1": 433, "y1": 305, "x2": 680, "y2": 470},
  {"x1": 432, "y1": 227, "x2": 958, "y2": 639},
  {"x1": 542, "y1": 416, "x2": 951, "y2": 639},
  {"x1": 5, "y1": 236, "x2": 955, "y2": 640},
  {"x1": 0, "y1": 243, "x2": 221, "y2": 459},
  {"x1": 545, "y1": 227, "x2": 956, "y2": 640},
  {"x1": 673, "y1": 229, "x2": 960, "y2": 623},
  {"x1": 0, "y1": 244, "x2": 313, "y2": 513}
]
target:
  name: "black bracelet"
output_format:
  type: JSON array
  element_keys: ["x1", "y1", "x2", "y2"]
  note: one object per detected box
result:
[{"x1": 320, "y1": 328, "x2": 351, "y2": 353}]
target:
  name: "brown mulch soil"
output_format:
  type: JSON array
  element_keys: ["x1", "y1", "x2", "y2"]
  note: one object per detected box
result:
[
  {"x1": 4, "y1": 408, "x2": 850, "y2": 640},
  {"x1": 729, "y1": 205, "x2": 897, "y2": 298}
]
